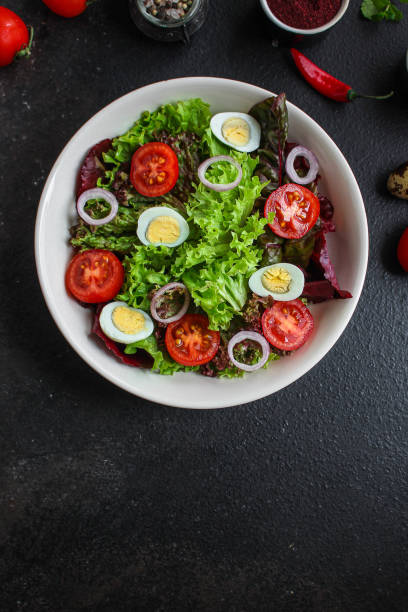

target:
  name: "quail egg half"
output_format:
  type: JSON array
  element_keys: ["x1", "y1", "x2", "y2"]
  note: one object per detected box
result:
[
  {"x1": 248, "y1": 263, "x2": 305, "y2": 301},
  {"x1": 210, "y1": 112, "x2": 261, "y2": 153},
  {"x1": 99, "y1": 302, "x2": 154, "y2": 344},
  {"x1": 137, "y1": 206, "x2": 189, "y2": 248}
]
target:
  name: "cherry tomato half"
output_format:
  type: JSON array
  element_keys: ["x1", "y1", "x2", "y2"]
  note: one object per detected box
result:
[
  {"x1": 130, "y1": 142, "x2": 179, "y2": 198},
  {"x1": 41, "y1": 0, "x2": 87, "y2": 18},
  {"x1": 0, "y1": 7, "x2": 30, "y2": 67},
  {"x1": 397, "y1": 227, "x2": 408, "y2": 272},
  {"x1": 65, "y1": 249, "x2": 124, "y2": 303},
  {"x1": 165, "y1": 314, "x2": 220, "y2": 366},
  {"x1": 262, "y1": 299, "x2": 314, "y2": 351},
  {"x1": 265, "y1": 183, "x2": 320, "y2": 240}
]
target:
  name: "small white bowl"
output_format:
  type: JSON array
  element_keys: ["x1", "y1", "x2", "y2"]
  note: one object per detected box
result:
[
  {"x1": 260, "y1": 0, "x2": 350, "y2": 37},
  {"x1": 35, "y1": 77, "x2": 367, "y2": 409}
]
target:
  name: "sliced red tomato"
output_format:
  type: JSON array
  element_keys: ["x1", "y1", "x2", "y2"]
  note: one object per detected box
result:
[
  {"x1": 265, "y1": 183, "x2": 320, "y2": 239},
  {"x1": 130, "y1": 142, "x2": 179, "y2": 197},
  {"x1": 165, "y1": 314, "x2": 220, "y2": 366},
  {"x1": 262, "y1": 299, "x2": 314, "y2": 351},
  {"x1": 65, "y1": 249, "x2": 124, "y2": 303},
  {"x1": 397, "y1": 227, "x2": 408, "y2": 272}
]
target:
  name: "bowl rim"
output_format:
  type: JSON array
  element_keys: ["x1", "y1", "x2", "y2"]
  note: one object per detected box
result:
[
  {"x1": 259, "y1": 0, "x2": 350, "y2": 35},
  {"x1": 34, "y1": 76, "x2": 368, "y2": 409}
]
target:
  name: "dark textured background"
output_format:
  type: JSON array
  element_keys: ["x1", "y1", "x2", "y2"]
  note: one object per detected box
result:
[{"x1": 1, "y1": 1, "x2": 408, "y2": 610}]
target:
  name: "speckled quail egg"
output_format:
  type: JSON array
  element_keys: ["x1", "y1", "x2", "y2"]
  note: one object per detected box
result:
[
  {"x1": 137, "y1": 206, "x2": 189, "y2": 248},
  {"x1": 99, "y1": 302, "x2": 154, "y2": 344},
  {"x1": 248, "y1": 263, "x2": 305, "y2": 301},
  {"x1": 210, "y1": 112, "x2": 261, "y2": 153}
]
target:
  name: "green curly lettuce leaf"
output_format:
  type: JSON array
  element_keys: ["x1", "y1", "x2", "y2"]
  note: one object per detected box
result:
[
  {"x1": 104, "y1": 98, "x2": 211, "y2": 169},
  {"x1": 116, "y1": 246, "x2": 174, "y2": 311}
]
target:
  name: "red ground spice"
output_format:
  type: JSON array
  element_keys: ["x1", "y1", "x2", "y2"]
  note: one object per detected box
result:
[{"x1": 266, "y1": 0, "x2": 342, "y2": 30}]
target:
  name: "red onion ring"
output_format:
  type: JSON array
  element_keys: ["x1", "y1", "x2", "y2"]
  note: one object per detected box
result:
[
  {"x1": 228, "y1": 331, "x2": 270, "y2": 372},
  {"x1": 150, "y1": 282, "x2": 190, "y2": 324},
  {"x1": 285, "y1": 145, "x2": 319, "y2": 185},
  {"x1": 77, "y1": 188, "x2": 119, "y2": 226},
  {"x1": 198, "y1": 155, "x2": 242, "y2": 192}
]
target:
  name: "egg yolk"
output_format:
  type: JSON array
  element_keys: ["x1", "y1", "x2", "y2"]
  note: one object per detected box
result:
[
  {"x1": 112, "y1": 306, "x2": 145, "y2": 335},
  {"x1": 146, "y1": 215, "x2": 180, "y2": 245},
  {"x1": 262, "y1": 267, "x2": 291, "y2": 294},
  {"x1": 221, "y1": 117, "x2": 250, "y2": 147}
]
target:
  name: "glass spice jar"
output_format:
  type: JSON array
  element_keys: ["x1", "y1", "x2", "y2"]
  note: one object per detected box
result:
[{"x1": 129, "y1": 0, "x2": 209, "y2": 43}]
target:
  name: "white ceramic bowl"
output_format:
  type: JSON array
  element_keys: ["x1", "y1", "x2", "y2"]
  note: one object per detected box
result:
[
  {"x1": 35, "y1": 77, "x2": 368, "y2": 409},
  {"x1": 260, "y1": 0, "x2": 350, "y2": 37}
]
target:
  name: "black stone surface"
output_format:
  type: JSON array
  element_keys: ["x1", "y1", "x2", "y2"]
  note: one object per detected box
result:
[{"x1": 1, "y1": 1, "x2": 408, "y2": 610}]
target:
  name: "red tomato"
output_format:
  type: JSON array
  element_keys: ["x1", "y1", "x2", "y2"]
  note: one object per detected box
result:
[
  {"x1": 130, "y1": 142, "x2": 179, "y2": 197},
  {"x1": 0, "y1": 7, "x2": 31, "y2": 67},
  {"x1": 65, "y1": 250, "x2": 124, "y2": 303},
  {"x1": 397, "y1": 227, "x2": 408, "y2": 272},
  {"x1": 262, "y1": 299, "x2": 314, "y2": 351},
  {"x1": 265, "y1": 183, "x2": 320, "y2": 239},
  {"x1": 165, "y1": 314, "x2": 220, "y2": 366},
  {"x1": 41, "y1": 0, "x2": 87, "y2": 18}
]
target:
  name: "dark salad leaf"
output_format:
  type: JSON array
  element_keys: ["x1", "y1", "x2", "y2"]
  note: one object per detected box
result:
[
  {"x1": 76, "y1": 139, "x2": 113, "y2": 198},
  {"x1": 318, "y1": 195, "x2": 336, "y2": 233},
  {"x1": 257, "y1": 226, "x2": 284, "y2": 265},
  {"x1": 199, "y1": 333, "x2": 232, "y2": 377},
  {"x1": 319, "y1": 194, "x2": 334, "y2": 221},
  {"x1": 310, "y1": 232, "x2": 352, "y2": 300},
  {"x1": 302, "y1": 280, "x2": 336, "y2": 302},
  {"x1": 258, "y1": 217, "x2": 321, "y2": 271},
  {"x1": 283, "y1": 218, "x2": 322, "y2": 269},
  {"x1": 241, "y1": 293, "x2": 275, "y2": 333},
  {"x1": 153, "y1": 129, "x2": 202, "y2": 205},
  {"x1": 110, "y1": 163, "x2": 138, "y2": 205},
  {"x1": 249, "y1": 93, "x2": 288, "y2": 194}
]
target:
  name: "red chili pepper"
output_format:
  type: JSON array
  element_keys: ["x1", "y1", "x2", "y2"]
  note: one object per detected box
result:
[{"x1": 290, "y1": 48, "x2": 393, "y2": 103}]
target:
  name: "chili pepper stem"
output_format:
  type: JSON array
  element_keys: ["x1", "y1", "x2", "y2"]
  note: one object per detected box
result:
[
  {"x1": 347, "y1": 89, "x2": 394, "y2": 101},
  {"x1": 86, "y1": 0, "x2": 97, "y2": 6},
  {"x1": 15, "y1": 26, "x2": 34, "y2": 59}
]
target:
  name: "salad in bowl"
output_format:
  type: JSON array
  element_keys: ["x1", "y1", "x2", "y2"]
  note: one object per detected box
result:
[
  {"x1": 35, "y1": 77, "x2": 367, "y2": 408},
  {"x1": 65, "y1": 93, "x2": 351, "y2": 379}
]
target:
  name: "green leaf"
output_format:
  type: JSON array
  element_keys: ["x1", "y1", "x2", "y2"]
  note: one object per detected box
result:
[
  {"x1": 110, "y1": 98, "x2": 211, "y2": 164},
  {"x1": 387, "y1": 4, "x2": 403, "y2": 19},
  {"x1": 361, "y1": 0, "x2": 404, "y2": 21},
  {"x1": 361, "y1": 0, "x2": 384, "y2": 19}
]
